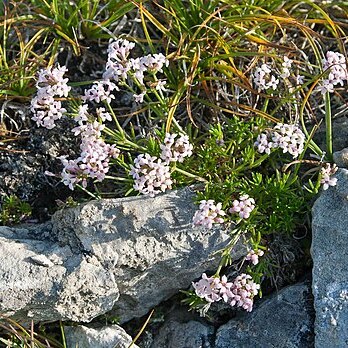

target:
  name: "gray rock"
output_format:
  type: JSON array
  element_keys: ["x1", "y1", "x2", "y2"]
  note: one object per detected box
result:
[
  {"x1": 0, "y1": 225, "x2": 119, "y2": 322},
  {"x1": 151, "y1": 319, "x2": 214, "y2": 348},
  {"x1": 64, "y1": 324, "x2": 139, "y2": 348},
  {"x1": 51, "y1": 188, "x2": 244, "y2": 323},
  {"x1": 312, "y1": 168, "x2": 348, "y2": 348},
  {"x1": 333, "y1": 148, "x2": 348, "y2": 168},
  {"x1": 0, "y1": 188, "x2": 244, "y2": 323},
  {"x1": 214, "y1": 282, "x2": 313, "y2": 348}
]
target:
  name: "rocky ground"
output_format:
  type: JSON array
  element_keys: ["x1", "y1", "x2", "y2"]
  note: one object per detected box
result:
[
  {"x1": 1, "y1": 100, "x2": 348, "y2": 347},
  {"x1": 0, "y1": 188, "x2": 316, "y2": 348},
  {"x1": 1, "y1": 164, "x2": 348, "y2": 347}
]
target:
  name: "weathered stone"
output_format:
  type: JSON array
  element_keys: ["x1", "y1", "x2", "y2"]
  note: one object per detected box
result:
[
  {"x1": 0, "y1": 225, "x2": 119, "y2": 322},
  {"x1": 64, "y1": 324, "x2": 139, "y2": 348},
  {"x1": 0, "y1": 188, "x2": 245, "y2": 323},
  {"x1": 151, "y1": 319, "x2": 214, "y2": 348},
  {"x1": 51, "y1": 188, "x2": 244, "y2": 323},
  {"x1": 333, "y1": 148, "x2": 348, "y2": 168},
  {"x1": 214, "y1": 282, "x2": 313, "y2": 348},
  {"x1": 312, "y1": 168, "x2": 348, "y2": 348}
]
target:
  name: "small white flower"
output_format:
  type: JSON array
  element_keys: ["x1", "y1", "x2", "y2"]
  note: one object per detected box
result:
[
  {"x1": 60, "y1": 120, "x2": 120, "y2": 190},
  {"x1": 129, "y1": 153, "x2": 172, "y2": 197},
  {"x1": 192, "y1": 200, "x2": 226, "y2": 229},
  {"x1": 96, "y1": 107, "x2": 112, "y2": 122},
  {"x1": 82, "y1": 80, "x2": 118, "y2": 104},
  {"x1": 133, "y1": 91, "x2": 146, "y2": 103},
  {"x1": 296, "y1": 75, "x2": 305, "y2": 85},
  {"x1": 282, "y1": 56, "x2": 293, "y2": 69},
  {"x1": 160, "y1": 133, "x2": 193, "y2": 163},
  {"x1": 256, "y1": 123, "x2": 305, "y2": 159},
  {"x1": 31, "y1": 64, "x2": 70, "y2": 129},
  {"x1": 192, "y1": 273, "x2": 260, "y2": 312},
  {"x1": 229, "y1": 195, "x2": 255, "y2": 219},
  {"x1": 318, "y1": 51, "x2": 348, "y2": 94},
  {"x1": 246, "y1": 249, "x2": 265, "y2": 265},
  {"x1": 320, "y1": 163, "x2": 338, "y2": 190}
]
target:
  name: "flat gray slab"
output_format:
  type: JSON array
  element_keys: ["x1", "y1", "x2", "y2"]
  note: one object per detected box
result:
[
  {"x1": 64, "y1": 325, "x2": 139, "y2": 348},
  {"x1": 312, "y1": 169, "x2": 348, "y2": 347},
  {"x1": 148, "y1": 282, "x2": 313, "y2": 348},
  {"x1": 215, "y1": 282, "x2": 313, "y2": 348}
]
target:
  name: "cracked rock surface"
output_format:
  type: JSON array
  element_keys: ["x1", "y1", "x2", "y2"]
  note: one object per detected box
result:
[
  {"x1": 145, "y1": 282, "x2": 313, "y2": 348},
  {"x1": 0, "y1": 188, "x2": 244, "y2": 323},
  {"x1": 64, "y1": 324, "x2": 139, "y2": 348},
  {"x1": 312, "y1": 169, "x2": 348, "y2": 348}
]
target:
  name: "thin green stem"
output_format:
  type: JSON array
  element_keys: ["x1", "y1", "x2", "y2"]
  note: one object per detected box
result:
[
  {"x1": 173, "y1": 167, "x2": 208, "y2": 183},
  {"x1": 214, "y1": 229, "x2": 242, "y2": 277},
  {"x1": 105, "y1": 101, "x2": 126, "y2": 140},
  {"x1": 299, "y1": 105, "x2": 323, "y2": 158},
  {"x1": 60, "y1": 321, "x2": 67, "y2": 348},
  {"x1": 248, "y1": 153, "x2": 269, "y2": 169},
  {"x1": 103, "y1": 126, "x2": 118, "y2": 138},
  {"x1": 76, "y1": 184, "x2": 100, "y2": 199},
  {"x1": 104, "y1": 175, "x2": 133, "y2": 182},
  {"x1": 68, "y1": 80, "x2": 101, "y2": 87},
  {"x1": 325, "y1": 92, "x2": 333, "y2": 160}
]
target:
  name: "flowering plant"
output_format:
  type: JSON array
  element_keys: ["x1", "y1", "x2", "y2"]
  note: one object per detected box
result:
[{"x1": 30, "y1": 38, "x2": 343, "y2": 316}]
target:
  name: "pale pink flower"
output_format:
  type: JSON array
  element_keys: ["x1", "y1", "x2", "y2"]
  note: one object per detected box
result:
[
  {"x1": 296, "y1": 75, "x2": 305, "y2": 85},
  {"x1": 60, "y1": 121, "x2": 120, "y2": 189},
  {"x1": 160, "y1": 133, "x2": 193, "y2": 163},
  {"x1": 31, "y1": 64, "x2": 71, "y2": 129},
  {"x1": 192, "y1": 200, "x2": 226, "y2": 229},
  {"x1": 192, "y1": 273, "x2": 260, "y2": 312},
  {"x1": 255, "y1": 123, "x2": 305, "y2": 159},
  {"x1": 229, "y1": 274, "x2": 260, "y2": 312},
  {"x1": 82, "y1": 80, "x2": 118, "y2": 104},
  {"x1": 320, "y1": 163, "x2": 338, "y2": 190},
  {"x1": 254, "y1": 133, "x2": 274, "y2": 155},
  {"x1": 253, "y1": 63, "x2": 279, "y2": 91},
  {"x1": 229, "y1": 195, "x2": 255, "y2": 219},
  {"x1": 246, "y1": 249, "x2": 265, "y2": 265},
  {"x1": 31, "y1": 95, "x2": 66, "y2": 129},
  {"x1": 272, "y1": 123, "x2": 305, "y2": 158},
  {"x1": 36, "y1": 64, "x2": 71, "y2": 97},
  {"x1": 129, "y1": 153, "x2": 172, "y2": 197},
  {"x1": 133, "y1": 91, "x2": 146, "y2": 103},
  {"x1": 192, "y1": 273, "x2": 221, "y2": 303},
  {"x1": 96, "y1": 107, "x2": 112, "y2": 122},
  {"x1": 318, "y1": 51, "x2": 348, "y2": 94}
]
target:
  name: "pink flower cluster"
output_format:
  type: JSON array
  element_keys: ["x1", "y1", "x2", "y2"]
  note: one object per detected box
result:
[
  {"x1": 253, "y1": 63, "x2": 279, "y2": 91},
  {"x1": 82, "y1": 80, "x2": 119, "y2": 104},
  {"x1": 229, "y1": 194, "x2": 255, "y2": 219},
  {"x1": 253, "y1": 57, "x2": 304, "y2": 92},
  {"x1": 31, "y1": 65, "x2": 71, "y2": 129},
  {"x1": 102, "y1": 38, "x2": 169, "y2": 101},
  {"x1": 246, "y1": 249, "x2": 264, "y2": 265},
  {"x1": 160, "y1": 133, "x2": 193, "y2": 163},
  {"x1": 193, "y1": 273, "x2": 260, "y2": 312},
  {"x1": 254, "y1": 133, "x2": 274, "y2": 155},
  {"x1": 192, "y1": 200, "x2": 226, "y2": 229},
  {"x1": 320, "y1": 163, "x2": 338, "y2": 190},
  {"x1": 130, "y1": 133, "x2": 193, "y2": 197},
  {"x1": 280, "y1": 56, "x2": 293, "y2": 78},
  {"x1": 60, "y1": 106, "x2": 120, "y2": 189},
  {"x1": 318, "y1": 51, "x2": 348, "y2": 94},
  {"x1": 255, "y1": 123, "x2": 305, "y2": 158},
  {"x1": 192, "y1": 195, "x2": 256, "y2": 228},
  {"x1": 129, "y1": 153, "x2": 173, "y2": 197}
]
